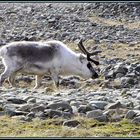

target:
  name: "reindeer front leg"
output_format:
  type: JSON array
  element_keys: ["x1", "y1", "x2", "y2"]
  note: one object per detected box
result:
[
  {"x1": 34, "y1": 75, "x2": 44, "y2": 89},
  {"x1": 51, "y1": 69, "x2": 60, "y2": 89},
  {"x1": 52, "y1": 74, "x2": 59, "y2": 88}
]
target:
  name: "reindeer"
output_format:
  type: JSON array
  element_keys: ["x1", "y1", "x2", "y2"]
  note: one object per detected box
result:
[{"x1": 0, "y1": 39, "x2": 101, "y2": 89}]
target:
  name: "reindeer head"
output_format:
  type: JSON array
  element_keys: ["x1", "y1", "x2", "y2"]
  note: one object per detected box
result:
[{"x1": 77, "y1": 39, "x2": 101, "y2": 79}]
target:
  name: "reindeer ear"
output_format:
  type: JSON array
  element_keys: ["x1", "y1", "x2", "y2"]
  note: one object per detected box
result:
[{"x1": 79, "y1": 54, "x2": 86, "y2": 63}]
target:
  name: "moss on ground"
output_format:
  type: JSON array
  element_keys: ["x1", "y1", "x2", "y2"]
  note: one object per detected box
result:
[{"x1": 0, "y1": 116, "x2": 140, "y2": 137}]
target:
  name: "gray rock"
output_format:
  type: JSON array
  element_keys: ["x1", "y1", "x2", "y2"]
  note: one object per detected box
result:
[
  {"x1": 125, "y1": 110, "x2": 137, "y2": 119},
  {"x1": 103, "y1": 109, "x2": 116, "y2": 117},
  {"x1": 63, "y1": 120, "x2": 80, "y2": 127},
  {"x1": 104, "y1": 108, "x2": 129, "y2": 121},
  {"x1": 23, "y1": 96, "x2": 35, "y2": 102},
  {"x1": 105, "y1": 101, "x2": 124, "y2": 109},
  {"x1": 78, "y1": 104, "x2": 96, "y2": 114},
  {"x1": 114, "y1": 64, "x2": 128, "y2": 75},
  {"x1": 134, "y1": 105, "x2": 140, "y2": 110},
  {"x1": 4, "y1": 109, "x2": 28, "y2": 117},
  {"x1": 48, "y1": 18, "x2": 56, "y2": 23},
  {"x1": 35, "y1": 112, "x2": 47, "y2": 119},
  {"x1": 47, "y1": 101, "x2": 72, "y2": 113},
  {"x1": 132, "y1": 116, "x2": 140, "y2": 124},
  {"x1": 70, "y1": 101, "x2": 81, "y2": 107},
  {"x1": 89, "y1": 101, "x2": 108, "y2": 110},
  {"x1": 95, "y1": 114, "x2": 108, "y2": 122},
  {"x1": 17, "y1": 104, "x2": 32, "y2": 112},
  {"x1": 27, "y1": 98, "x2": 36, "y2": 103},
  {"x1": 71, "y1": 106, "x2": 78, "y2": 114},
  {"x1": 26, "y1": 112, "x2": 35, "y2": 118},
  {"x1": 116, "y1": 73, "x2": 125, "y2": 78},
  {"x1": 104, "y1": 68, "x2": 114, "y2": 79},
  {"x1": 62, "y1": 112, "x2": 72, "y2": 119},
  {"x1": 86, "y1": 110, "x2": 108, "y2": 122},
  {"x1": 86, "y1": 110, "x2": 103, "y2": 118},
  {"x1": 136, "y1": 93, "x2": 140, "y2": 100},
  {"x1": 44, "y1": 109, "x2": 62, "y2": 118},
  {"x1": 30, "y1": 105, "x2": 45, "y2": 112},
  {"x1": 121, "y1": 77, "x2": 137, "y2": 87},
  {"x1": 7, "y1": 98, "x2": 27, "y2": 104},
  {"x1": 135, "y1": 64, "x2": 140, "y2": 73},
  {"x1": 3, "y1": 104, "x2": 19, "y2": 112}
]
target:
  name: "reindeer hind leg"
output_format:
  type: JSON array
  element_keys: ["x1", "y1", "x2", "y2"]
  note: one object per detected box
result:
[
  {"x1": 8, "y1": 72, "x2": 17, "y2": 87},
  {"x1": 0, "y1": 57, "x2": 23, "y2": 87}
]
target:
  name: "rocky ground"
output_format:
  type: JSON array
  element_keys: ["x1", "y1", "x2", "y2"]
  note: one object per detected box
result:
[{"x1": 0, "y1": 2, "x2": 140, "y2": 132}]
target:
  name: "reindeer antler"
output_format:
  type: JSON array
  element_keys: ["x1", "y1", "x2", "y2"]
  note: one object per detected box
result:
[{"x1": 77, "y1": 39, "x2": 102, "y2": 65}]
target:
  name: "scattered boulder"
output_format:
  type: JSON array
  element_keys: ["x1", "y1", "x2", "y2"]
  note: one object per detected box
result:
[
  {"x1": 63, "y1": 120, "x2": 80, "y2": 127},
  {"x1": 78, "y1": 104, "x2": 96, "y2": 114},
  {"x1": 89, "y1": 101, "x2": 108, "y2": 110},
  {"x1": 86, "y1": 110, "x2": 103, "y2": 118},
  {"x1": 46, "y1": 101, "x2": 73, "y2": 113},
  {"x1": 7, "y1": 98, "x2": 27, "y2": 104},
  {"x1": 44, "y1": 109, "x2": 63, "y2": 118},
  {"x1": 30, "y1": 105, "x2": 45, "y2": 113},
  {"x1": 132, "y1": 116, "x2": 140, "y2": 124},
  {"x1": 125, "y1": 110, "x2": 137, "y2": 119},
  {"x1": 105, "y1": 101, "x2": 124, "y2": 109}
]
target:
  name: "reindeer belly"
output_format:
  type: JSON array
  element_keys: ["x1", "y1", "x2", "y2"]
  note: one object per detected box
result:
[{"x1": 22, "y1": 63, "x2": 50, "y2": 75}]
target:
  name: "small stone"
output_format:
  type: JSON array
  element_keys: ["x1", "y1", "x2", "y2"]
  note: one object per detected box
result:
[
  {"x1": 95, "y1": 114, "x2": 108, "y2": 122},
  {"x1": 63, "y1": 120, "x2": 80, "y2": 127},
  {"x1": 7, "y1": 98, "x2": 27, "y2": 104},
  {"x1": 135, "y1": 64, "x2": 140, "y2": 73},
  {"x1": 136, "y1": 93, "x2": 140, "y2": 100},
  {"x1": 62, "y1": 112, "x2": 72, "y2": 119},
  {"x1": 48, "y1": 18, "x2": 56, "y2": 23},
  {"x1": 35, "y1": 112, "x2": 47, "y2": 119},
  {"x1": 27, "y1": 98, "x2": 36, "y2": 103},
  {"x1": 17, "y1": 104, "x2": 32, "y2": 112},
  {"x1": 114, "y1": 65, "x2": 128, "y2": 75},
  {"x1": 78, "y1": 105, "x2": 95, "y2": 114},
  {"x1": 4, "y1": 109, "x2": 28, "y2": 117},
  {"x1": 105, "y1": 101, "x2": 124, "y2": 109},
  {"x1": 71, "y1": 106, "x2": 78, "y2": 114},
  {"x1": 132, "y1": 116, "x2": 140, "y2": 124},
  {"x1": 30, "y1": 106, "x2": 45, "y2": 112},
  {"x1": 116, "y1": 73, "x2": 125, "y2": 78},
  {"x1": 89, "y1": 101, "x2": 108, "y2": 110},
  {"x1": 47, "y1": 101, "x2": 72, "y2": 113},
  {"x1": 134, "y1": 105, "x2": 140, "y2": 110},
  {"x1": 26, "y1": 112, "x2": 35, "y2": 118},
  {"x1": 86, "y1": 110, "x2": 103, "y2": 118},
  {"x1": 125, "y1": 110, "x2": 137, "y2": 119},
  {"x1": 44, "y1": 109, "x2": 62, "y2": 118}
]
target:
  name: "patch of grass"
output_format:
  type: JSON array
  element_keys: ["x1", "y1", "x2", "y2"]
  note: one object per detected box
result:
[
  {"x1": 89, "y1": 15, "x2": 140, "y2": 30},
  {"x1": 67, "y1": 39, "x2": 140, "y2": 64},
  {"x1": 0, "y1": 116, "x2": 140, "y2": 137}
]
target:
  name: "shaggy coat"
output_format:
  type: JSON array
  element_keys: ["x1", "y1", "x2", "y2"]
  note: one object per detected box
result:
[{"x1": 0, "y1": 40, "x2": 98, "y2": 88}]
